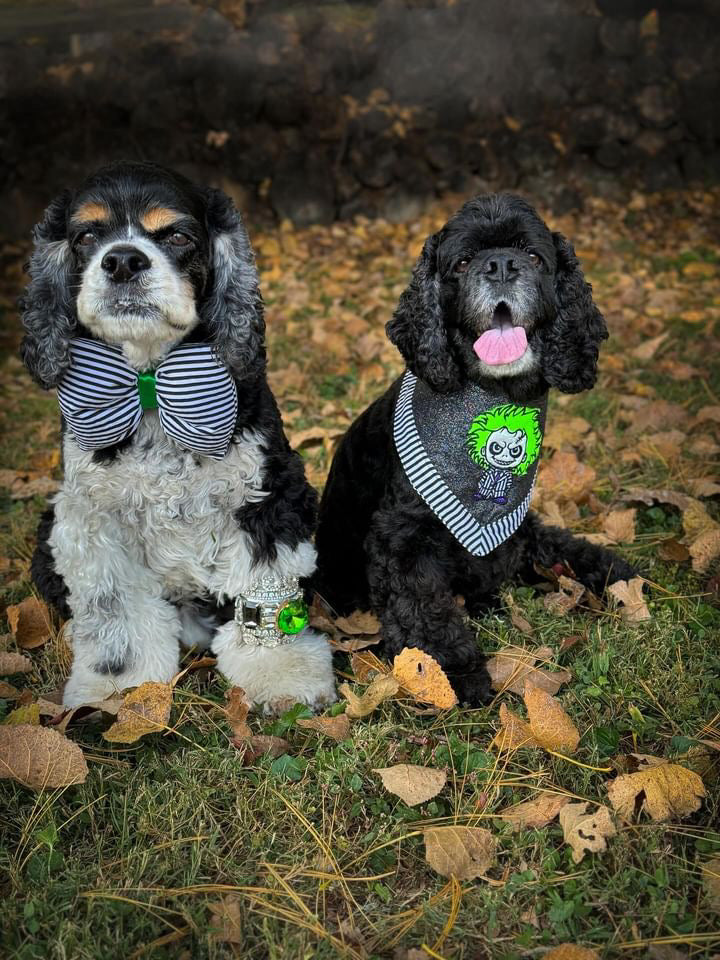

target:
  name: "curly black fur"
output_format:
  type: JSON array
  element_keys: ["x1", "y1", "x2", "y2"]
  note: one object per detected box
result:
[{"x1": 315, "y1": 193, "x2": 633, "y2": 706}]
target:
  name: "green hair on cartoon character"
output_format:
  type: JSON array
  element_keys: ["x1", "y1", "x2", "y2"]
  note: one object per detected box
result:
[{"x1": 467, "y1": 403, "x2": 542, "y2": 477}]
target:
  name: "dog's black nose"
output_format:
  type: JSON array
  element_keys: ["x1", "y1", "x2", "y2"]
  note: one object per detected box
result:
[
  {"x1": 101, "y1": 246, "x2": 151, "y2": 283},
  {"x1": 481, "y1": 252, "x2": 519, "y2": 283}
]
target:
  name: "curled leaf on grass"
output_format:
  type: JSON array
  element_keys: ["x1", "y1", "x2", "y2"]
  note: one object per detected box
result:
[
  {"x1": 492, "y1": 682, "x2": 580, "y2": 755},
  {"x1": 339, "y1": 674, "x2": 399, "y2": 719},
  {"x1": 498, "y1": 793, "x2": 570, "y2": 830},
  {"x1": 0, "y1": 724, "x2": 88, "y2": 789},
  {"x1": 607, "y1": 577, "x2": 651, "y2": 623},
  {"x1": 297, "y1": 713, "x2": 351, "y2": 742},
  {"x1": 607, "y1": 757, "x2": 705, "y2": 821},
  {"x1": 543, "y1": 576, "x2": 585, "y2": 616},
  {"x1": 424, "y1": 826, "x2": 496, "y2": 880},
  {"x1": 486, "y1": 645, "x2": 571, "y2": 696},
  {"x1": 374, "y1": 764, "x2": 446, "y2": 806},
  {"x1": 392, "y1": 648, "x2": 457, "y2": 708},
  {"x1": 103, "y1": 682, "x2": 173, "y2": 744},
  {"x1": 351, "y1": 650, "x2": 388, "y2": 682},
  {"x1": 559, "y1": 802, "x2": 616, "y2": 863}
]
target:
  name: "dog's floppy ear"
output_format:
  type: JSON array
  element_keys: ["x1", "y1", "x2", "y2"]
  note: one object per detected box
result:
[
  {"x1": 542, "y1": 231, "x2": 608, "y2": 394},
  {"x1": 20, "y1": 191, "x2": 77, "y2": 389},
  {"x1": 202, "y1": 188, "x2": 265, "y2": 381},
  {"x1": 386, "y1": 233, "x2": 461, "y2": 393}
]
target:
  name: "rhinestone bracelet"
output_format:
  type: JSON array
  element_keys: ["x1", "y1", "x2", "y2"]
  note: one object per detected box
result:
[{"x1": 234, "y1": 575, "x2": 310, "y2": 647}]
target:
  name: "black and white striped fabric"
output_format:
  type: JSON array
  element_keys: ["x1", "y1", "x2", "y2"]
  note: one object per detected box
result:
[
  {"x1": 393, "y1": 371, "x2": 547, "y2": 556},
  {"x1": 57, "y1": 338, "x2": 238, "y2": 460}
]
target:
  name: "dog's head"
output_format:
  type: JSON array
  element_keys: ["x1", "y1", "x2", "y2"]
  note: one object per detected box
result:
[
  {"x1": 386, "y1": 193, "x2": 607, "y2": 394},
  {"x1": 20, "y1": 161, "x2": 264, "y2": 386}
]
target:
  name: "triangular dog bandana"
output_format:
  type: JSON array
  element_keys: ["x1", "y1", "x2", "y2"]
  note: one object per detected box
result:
[{"x1": 393, "y1": 371, "x2": 548, "y2": 556}]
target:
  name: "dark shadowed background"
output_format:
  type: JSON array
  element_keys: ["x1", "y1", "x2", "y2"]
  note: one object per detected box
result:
[{"x1": 1, "y1": 0, "x2": 719, "y2": 238}]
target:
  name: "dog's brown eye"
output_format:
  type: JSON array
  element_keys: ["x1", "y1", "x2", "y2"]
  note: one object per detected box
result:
[
  {"x1": 528, "y1": 252, "x2": 541, "y2": 267},
  {"x1": 456, "y1": 260, "x2": 470, "y2": 273},
  {"x1": 168, "y1": 232, "x2": 190, "y2": 246},
  {"x1": 77, "y1": 231, "x2": 97, "y2": 247}
]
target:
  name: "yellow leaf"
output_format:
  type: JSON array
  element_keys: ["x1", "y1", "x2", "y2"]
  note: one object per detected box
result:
[
  {"x1": 498, "y1": 793, "x2": 570, "y2": 830},
  {"x1": 493, "y1": 683, "x2": 580, "y2": 754},
  {"x1": 374, "y1": 764, "x2": 446, "y2": 806},
  {"x1": 0, "y1": 724, "x2": 88, "y2": 789},
  {"x1": 424, "y1": 826, "x2": 496, "y2": 880},
  {"x1": 3, "y1": 703, "x2": 41, "y2": 726},
  {"x1": 339, "y1": 674, "x2": 399, "y2": 719},
  {"x1": 559, "y1": 802, "x2": 616, "y2": 863},
  {"x1": 543, "y1": 946, "x2": 601, "y2": 960},
  {"x1": 607, "y1": 578, "x2": 651, "y2": 623},
  {"x1": 103, "y1": 682, "x2": 173, "y2": 743},
  {"x1": 607, "y1": 761, "x2": 705, "y2": 821},
  {"x1": 297, "y1": 713, "x2": 351, "y2": 742},
  {"x1": 486, "y1": 645, "x2": 571, "y2": 696},
  {"x1": 392, "y1": 648, "x2": 457, "y2": 708}
]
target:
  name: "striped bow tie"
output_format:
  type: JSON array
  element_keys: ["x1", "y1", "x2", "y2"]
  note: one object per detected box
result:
[{"x1": 57, "y1": 338, "x2": 238, "y2": 460}]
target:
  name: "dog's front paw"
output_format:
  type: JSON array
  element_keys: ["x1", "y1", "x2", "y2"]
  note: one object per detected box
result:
[
  {"x1": 448, "y1": 663, "x2": 493, "y2": 708},
  {"x1": 212, "y1": 624, "x2": 336, "y2": 711}
]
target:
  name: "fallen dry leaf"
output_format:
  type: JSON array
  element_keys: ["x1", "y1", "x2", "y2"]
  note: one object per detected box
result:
[
  {"x1": 392, "y1": 648, "x2": 457, "y2": 708},
  {"x1": 374, "y1": 764, "x2": 446, "y2": 806},
  {"x1": 424, "y1": 826, "x2": 496, "y2": 880},
  {"x1": 335, "y1": 610, "x2": 381, "y2": 635},
  {"x1": 493, "y1": 683, "x2": 580, "y2": 754},
  {"x1": 607, "y1": 759, "x2": 705, "y2": 821},
  {"x1": 237, "y1": 734, "x2": 290, "y2": 762},
  {"x1": 340, "y1": 674, "x2": 399, "y2": 719},
  {"x1": 0, "y1": 652, "x2": 32, "y2": 675},
  {"x1": 510, "y1": 607, "x2": 534, "y2": 636},
  {"x1": 3, "y1": 703, "x2": 41, "y2": 726},
  {"x1": 607, "y1": 578, "x2": 651, "y2": 623},
  {"x1": 559, "y1": 802, "x2": 616, "y2": 863},
  {"x1": 0, "y1": 681, "x2": 21, "y2": 699},
  {"x1": 631, "y1": 331, "x2": 668, "y2": 361},
  {"x1": 536, "y1": 451, "x2": 597, "y2": 505},
  {"x1": 687, "y1": 477, "x2": 720, "y2": 498},
  {"x1": 103, "y1": 682, "x2": 173, "y2": 743},
  {"x1": 658, "y1": 538, "x2": 690, "y2": 563},
  {"x1": 543, "y1": 946, "x2": 600, "y2": 960},
  {"x1": 297, "y1": 713, "x2": 351, "y2": 742},
  {"x1": 544, "y1": 416, "x2": 592, "y2": 451},
  {"x1": 208, "y1": 894, "x2": 243, "y2": 945},
  {"x1": 6, "y1": 597, "x2": 52, "y2": 649},
  {"x1": 350, "y1": 650, "x2": 389, "y2": 682},
  {"x1": 225, "y1": 686, "x2": 252, "y2": 740},
  {"x1": 498, "y1": 793, "x2": 570, "y2": 830},
  {"x1": 689, "y1": 529, "x2": 720, "y2": 574},
  {"x1": 0, "y1": 724, "x2": 88, "y2": 789},
  {"x1": 543, "y1": 576, "x2": 586, "y2": 616},
  {"x1": 486, "y1": 645, "x2": 571, "y2": 696},
  {"x1": 603, "y1": 508, "x2": 637, "y2": 543}
]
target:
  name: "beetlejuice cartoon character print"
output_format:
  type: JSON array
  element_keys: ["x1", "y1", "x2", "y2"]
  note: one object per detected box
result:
[
  {"x1": 393, "y1": 372, "x2": 547, "y2": 556},
  {"x1": 467, "y1": 404, "x2": 542, "y2": 505}
]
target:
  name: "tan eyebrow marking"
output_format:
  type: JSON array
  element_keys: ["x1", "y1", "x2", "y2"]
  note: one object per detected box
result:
[
  {"x1": 71, "y1": 202, "x2": 110, "y2": 224},
  {"x1": 140, "y1": 207, "x2": 183, "y2": 232}
]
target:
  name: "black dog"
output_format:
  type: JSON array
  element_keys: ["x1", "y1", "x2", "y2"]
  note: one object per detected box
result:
[
  {"x1": 314, "y1": 193, "x2": 634, "y2": 705},
  {"x1": 21, "y1": 161, "x2": 335, "y2": 709}
]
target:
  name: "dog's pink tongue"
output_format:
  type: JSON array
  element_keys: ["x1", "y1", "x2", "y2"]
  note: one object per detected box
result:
[{"x1": 473, "y1": 325, "x2": 528, "y2": 365}]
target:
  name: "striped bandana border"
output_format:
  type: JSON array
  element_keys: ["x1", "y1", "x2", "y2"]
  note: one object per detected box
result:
[{"x1": 393, "y1": 371, "x2": 536, "y2": 556}]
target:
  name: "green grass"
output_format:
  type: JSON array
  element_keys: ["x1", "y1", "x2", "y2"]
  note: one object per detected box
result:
[{"x1": 2, "y1": 192, "x2": 720, "y2": 959}]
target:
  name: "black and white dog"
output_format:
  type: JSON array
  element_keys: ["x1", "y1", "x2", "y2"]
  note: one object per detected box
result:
[
  {"x1": 21, "y1": 161, "x2": 335, "y2": 709},
  {"x1": 314, "y1": 194, "x2": 635, "y2": 706}
]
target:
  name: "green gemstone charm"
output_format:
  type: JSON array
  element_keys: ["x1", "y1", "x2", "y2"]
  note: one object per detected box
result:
[
  {"x1": 137, "y1": 370, "x2": 158, "y2": 410},
  {"x1": 277, "y1": 598, "x2": 309, "y2": 635}
]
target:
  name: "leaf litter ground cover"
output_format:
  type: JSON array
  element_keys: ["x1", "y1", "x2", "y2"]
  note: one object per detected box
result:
[{"x1": 1, "y1": 187, "x2": 720, "y2": 958}]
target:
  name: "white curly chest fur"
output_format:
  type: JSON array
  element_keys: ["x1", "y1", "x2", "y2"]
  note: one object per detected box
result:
[{"x1": 51, "y1": 415, "x2": 334, "y2": 709}]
